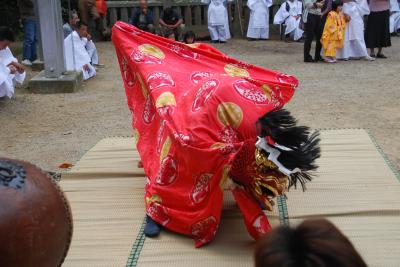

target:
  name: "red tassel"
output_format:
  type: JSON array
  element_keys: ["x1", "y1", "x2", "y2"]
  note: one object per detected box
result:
[
  {"x1": 231, "y1": 187, "x2": 272, "y2": 240},
  {"x1": 266, "y1": 136, "x2": 276, "y2": 146}
]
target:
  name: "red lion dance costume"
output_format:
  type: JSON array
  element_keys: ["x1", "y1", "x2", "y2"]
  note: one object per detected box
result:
[{"x1": 112, "y1": 22, "x2": 320, "y2": 247}]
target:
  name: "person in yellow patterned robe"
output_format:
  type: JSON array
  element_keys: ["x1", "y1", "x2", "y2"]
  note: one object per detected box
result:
[{"x1": 321, "y1": 1, "x2": 347, "y2": 63}]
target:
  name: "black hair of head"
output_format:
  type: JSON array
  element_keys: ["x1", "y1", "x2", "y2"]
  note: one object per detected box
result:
[
  {"x1": 332, "y1": 0, "x2": 343, "y2": 11},
  {"x1": 255, "y1": 219, "x2": 368, "y2": 267},
  {"x1": 0, "y1": 26, "x2": 15, "y2": 42},
  {"x1": 75, "y1": 21, "x2": 88, "y2": 29},
  {"x1": 184, "y1": 31, "x2": 196, "y2": 41},
  {"x1": 256, "y1": 109, "x2": 321, "y2": 190}
]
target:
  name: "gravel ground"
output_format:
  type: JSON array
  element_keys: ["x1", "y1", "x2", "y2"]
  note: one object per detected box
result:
[{"x1": 1, "y1": 38, "x2": 399, "y2": 172}]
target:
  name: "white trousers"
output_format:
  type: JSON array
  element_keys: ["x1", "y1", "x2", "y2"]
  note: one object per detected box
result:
[
  {"x1": 208, "y1": 25, "x2": 227, "y2": 41},
  {"x1": 86, "y1": 40, "x2": 99, "y2": 65}
]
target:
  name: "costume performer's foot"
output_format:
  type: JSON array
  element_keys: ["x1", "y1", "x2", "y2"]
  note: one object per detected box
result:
[{"x1": 144, "y1": 215, "x2": 161, "y2": 237}]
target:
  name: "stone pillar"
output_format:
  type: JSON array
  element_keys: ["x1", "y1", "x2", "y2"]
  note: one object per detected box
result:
[
  {"x1": 35, "y1": 0, "x2": 66, "y2": 78},
  {"x1": 29, "y1": 0, "x2": 82, "y2": 94},
  {"x1": 32, "y1": 0, "x2": 44, "y2": 71}
]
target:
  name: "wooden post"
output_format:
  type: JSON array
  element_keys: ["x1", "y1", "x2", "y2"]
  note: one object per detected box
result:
[
  {"x1": 153, "y1": 6, "x2": 160, "y2": 27},
  {"x1": 184, "y1": 6, "x2": 192, "y2": 27},
  {"x1": 244, "y1": 3, "x2": 250, "y2": 33},
  {"x1": 194, "y1": 5, "x2": 201, "y2": 26},
  {"x1": 121, "y1": 7, "x2": 129, "y2": 22},
  {"x1": 110, "y1": 7, "x2": 118, "y2": 26},
  {"x1": 232, "y1": 0, "x2": 244, "y2": 38},
  {"x1": 35, "y1": 0, "x2": 65, "y2": 78},
  {"x1": 163, "y1": 0, "x2": 172, "y2": 8},
  {"x1": 204, "y1": 5, "x2": 208, "y2": 25}
]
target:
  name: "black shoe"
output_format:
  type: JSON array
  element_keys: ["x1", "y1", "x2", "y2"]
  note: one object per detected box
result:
[
  {"x1": 144, "y1": 215, "x2": 161, "y2": 237},
  {"x1": 314, "y1": 57, "x2": 324, "y2": 62},
  {"x1": 370, "y1": 53, "x2": 376, "y2": 58},
  {"x1": 219, "y1": 40, "x2": 226, "y2": 43},
  {"x1": 304, "y1": 56, "x2": 314, "y2": 62},
  {"x1": 376, "y1": 53, "x2": 387, "y2": 59},
  {"x1": 248, "y1": 38, "x2": 257, "y2": 41},
  {"x1": 211, "y1": 40, "x2": 218, "y2": 44}
]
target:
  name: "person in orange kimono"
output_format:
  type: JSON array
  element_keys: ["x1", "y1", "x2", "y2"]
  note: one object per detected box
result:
[
  {"x1": 321, "y1": 0, "x2": 347, "y2": 63},
  {"x1": 112, "y1": 22, "x2": 321, "y2": 247}
]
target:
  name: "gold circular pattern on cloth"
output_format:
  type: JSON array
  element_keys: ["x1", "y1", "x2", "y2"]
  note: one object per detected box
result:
[
  {"x1": 210, "y1": 142, "x2": 225, "y2": 150},
  {"x1": 146, "y1": 194, "x2": 162, "y2": 205},
  {"x1": 224, "y1": 64, "x2": 250, "y2": 78},
  {"x1": 217, "y1": 102, "x2": 243, "y2": 128},
  {"x1": 156, "y1": 92, "x2": 177, "y2": 108},
  {"x1": 261, "y1": 84, "x2": 272, "y2": 101},
  {"x1": 160, "y1": 136, "x2": 172, "y2": 162},
  {"x1": 138, "y1": 44, "x2": 165, "y2": 59}
]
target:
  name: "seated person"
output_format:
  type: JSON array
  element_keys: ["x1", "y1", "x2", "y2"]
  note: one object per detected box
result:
[
  {"x1": 63, "y1": 12, "x2": 102, "y2": 67},
  {"x1": 183, "y1": 30, "x2": 196, "y2": 44},
  {"x1": 64, "y1": 21, "x2": 96, "y2": 80},
  {"x1": 130, "y1": 0, "x2": 155, "y2": 34},
  {"x1": 273, "y1": 0, "x2": 304, "y2": 41},
  {"x1": 0, "y1": 27, "x2": 26, "y2": 98},
  {"x1": 159, "y1": 7, "x2": 185, "y2": 41},
  {"x1": 255, "y1": 218, "x2": 368, "y2": 267},
  {"x1": 63, "y1": 10, "x2": 80, "y2": 38}
]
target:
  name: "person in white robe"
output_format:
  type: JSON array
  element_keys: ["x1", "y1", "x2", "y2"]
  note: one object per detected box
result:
[
  {"x1": 84, "y1": 35, "x2": 99, "y2": 65},
  {"x1": 336, "y1": 0, "x2": 375, "y2": 60},
  {"x1": 202, "y1": 0, "x2": 232, "y2": 42},
  {"x1": 0, "y1": 27, "x2": 26, "y2": 98},
  {"x1": 64, "y1": 22, "x2": 96, "y2": 80},
  {"x1": 390, "y1": 0, "x2": 400, "y2": 34},
  {"x1": 273, "y1": 0, "x2": 303, "y2": 41},
  {"x1": 247, "y1": 0, "x2": 273, "y2": 40},
  {"x1": 63, "y1": 11, "x2": 101, "y2": 67}
]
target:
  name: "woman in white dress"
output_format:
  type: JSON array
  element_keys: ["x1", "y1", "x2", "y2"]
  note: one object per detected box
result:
[
  {"x1": 202, "y1": 0, "x2": 232, "y2": 43},
  {"x1": 247, "y1": 0, "x2": 273, "y2": 40},
  {"x1": 273, "y1": 0, "x2": 304, "y2": 41},
  {"x1": 336, "y1": 0, "x2": 375, "y2": 60}
]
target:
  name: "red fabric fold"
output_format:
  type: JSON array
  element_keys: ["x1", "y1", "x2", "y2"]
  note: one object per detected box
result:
[
  {"x1": 112, "y1": 22, "x2": 298, "y2": 247},
  {"x1": 231, "y1": 187, "x2": 272, "y2": 239}
]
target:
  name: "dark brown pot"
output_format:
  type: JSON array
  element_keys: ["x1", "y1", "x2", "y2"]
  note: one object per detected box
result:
[{"x1": 0, "y1": 158, "x2": 73, "y2": 267}]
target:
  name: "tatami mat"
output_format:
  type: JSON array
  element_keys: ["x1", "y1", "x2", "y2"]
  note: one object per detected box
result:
[
  {"x1": 61, "y1": 138, "x2": 145, "y2": 267},
  {"x1": 60, "y1": 129, "x2": 400, "y2": 267},
  {"x1": 285, "y1": 129, "x2": 400, "y2": 267}
]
